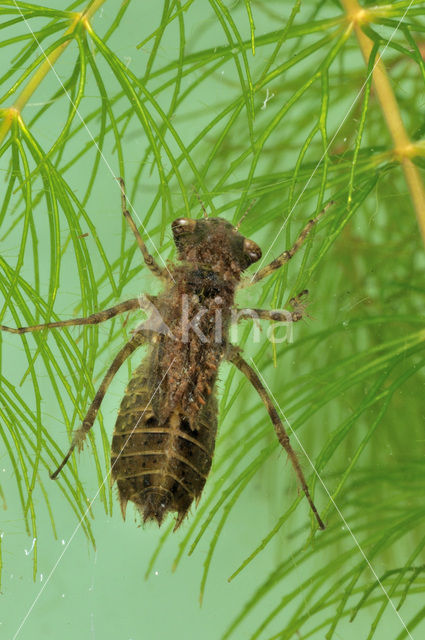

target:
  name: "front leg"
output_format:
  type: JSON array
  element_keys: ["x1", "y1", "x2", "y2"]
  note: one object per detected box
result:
[
  {"x1": 118, "y1": 177, "x2": 169, "y2": 280},
  {"x1": 242, "y1": 202, "x2": 332, "y2": 287},
  {"x1": 226, "y1": 344, "x2": 325, "y2": 530}
]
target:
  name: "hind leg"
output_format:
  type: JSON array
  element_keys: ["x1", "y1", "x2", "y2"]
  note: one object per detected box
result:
[
  {"x1": 50, "y1": 330, "x2": 147, "y2": 479},
  {"x1": 226, "y1": 344, "x2": 325, "y2": 530}
]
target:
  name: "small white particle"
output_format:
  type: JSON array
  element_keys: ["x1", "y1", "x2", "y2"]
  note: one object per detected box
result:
[
  {"x1": 154, "y1": 570, "x2": 159, "y2": 576},
  {"x1": 24, "y1": 537, "x2": 36, "y2": 556},
  {"x1": 261, "y1": 88, "x2": 275, "y2": 110},
  {"x1": 61, "y1": 539, "x2": 65, "y2": 545}
]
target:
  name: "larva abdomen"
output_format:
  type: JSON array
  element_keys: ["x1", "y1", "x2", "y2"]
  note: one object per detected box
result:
[{"x1": 111, "y1": 360, "x2": 218, "y2": 528}]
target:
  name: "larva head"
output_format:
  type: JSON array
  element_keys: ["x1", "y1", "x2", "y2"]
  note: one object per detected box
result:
[{"x1": 171, "y1": 217, "x2": 262, "y2": 277}]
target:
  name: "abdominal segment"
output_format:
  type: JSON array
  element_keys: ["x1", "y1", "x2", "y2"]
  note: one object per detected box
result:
[{"x1": 111, "y1": 364, "x2": 217, "y2": 529}]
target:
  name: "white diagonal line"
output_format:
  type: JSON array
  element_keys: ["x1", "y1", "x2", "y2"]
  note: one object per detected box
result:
[
  {"x1": 11, "y1": 1, "x2": 174, "y2": 281},
  {"x1": 251, "y1": 0, "x2": 416, "y2": 283},
  {"x1": 12, "y1": 357, "x2": 175, "y2": 640},
  {"x1": 250, "y1": 358, "x2": 414, "y2": 640}
]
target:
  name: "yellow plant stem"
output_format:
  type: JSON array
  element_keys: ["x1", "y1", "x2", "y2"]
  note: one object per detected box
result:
[
  {"x1": 0, "y1": 0, "x2": 107, "y2": 146},
  {"x1": 341, "y1": 0, "x2": 425, "y2": 246}
]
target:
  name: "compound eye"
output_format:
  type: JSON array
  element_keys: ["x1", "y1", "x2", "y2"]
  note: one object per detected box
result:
[
  {"x1": 243, "y1": 238, "x2": 262, "y2": 263},
  {"x1": 171, "y1": 218, "x2": 196, "y2": 235}
]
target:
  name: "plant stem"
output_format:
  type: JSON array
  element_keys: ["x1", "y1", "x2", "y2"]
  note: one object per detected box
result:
[
  {"x1": 83, "y1": 0, "x2": 108, "y2": 21},
  {"x1": 341, "y1": 0, "x2": 425, "y2": 247},
  {"x1": 0, "y1": 0, "x2": 107, "y2": 146}
]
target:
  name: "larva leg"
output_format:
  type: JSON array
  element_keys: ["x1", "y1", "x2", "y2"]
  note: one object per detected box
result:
[
  {"x1": 50, "y1": 331, "x2": 147, "y2": 479},
  {"x1": 226, "y1": 344, "x2": 325, "y2": 530},
  {"x1": 234, "y1": 290, "x2": 309, "y2": 324},
  {"x1": 0, "y1": 298, "x2": 144, "y2": 334},
  {"x1": 118, "y1": 177, "x2": 167, "y2": 280},
  {"x1": 243, "y1": 202, "x2": 332, "y2": 287}
]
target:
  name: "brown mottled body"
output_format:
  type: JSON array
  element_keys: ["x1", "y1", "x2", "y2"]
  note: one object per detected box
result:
[
  {"x1": 112, "y1": 223, "x2": 244, "y2": 526},
  {"x1": 0, "y1": 180, "x2": 329, "y2": 531},
  {"x1": 111, "y1": 362, "x2": 217, "y2": 528}
]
